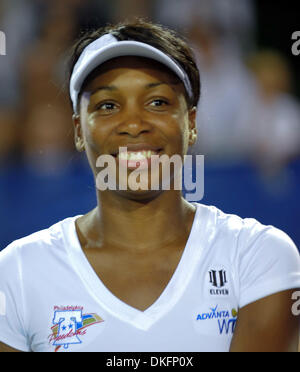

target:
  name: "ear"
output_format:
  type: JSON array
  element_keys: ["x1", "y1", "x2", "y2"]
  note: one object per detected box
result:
[
  {"x1": 188, "y1": 107, "x2": 197, "y2": 146},
  {"x1": 72, "y1": 114, "x2": 85, "y2": 152}
]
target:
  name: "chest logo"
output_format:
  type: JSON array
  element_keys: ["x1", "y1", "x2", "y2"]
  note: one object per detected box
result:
[
  {"x1": 196, "y1": 305, "x2": 238, "y2": 335},
  {"x1": 208, "y1": 269, "x2": 229, "y2": 296},
  {"x1": 48, "y1": 306, "x2": 104, "y2": 352}
]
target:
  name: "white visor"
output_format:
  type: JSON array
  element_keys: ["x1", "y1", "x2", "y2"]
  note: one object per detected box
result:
[{"x1": 70, "y1": 33, "x2": 193, "y2": 113}]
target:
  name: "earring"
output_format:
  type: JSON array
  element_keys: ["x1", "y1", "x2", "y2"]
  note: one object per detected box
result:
[
  {"x1": 189, "y1": 131, "x2": 197, "y2": 145},
  {"x1": 75, "y1": 139, "x2": 85, "y2": 152}
]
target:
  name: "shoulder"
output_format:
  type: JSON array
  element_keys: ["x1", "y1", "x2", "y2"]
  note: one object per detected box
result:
[
  {"x1": 195, "y1": 203, "x2": 300, "y2": 306},
  {"x1": 196, "y1": 202, "x2": 298, "y2": 252},
  {"x1": 195, "y1": 202, "x2": 300, "y2": 272},
  {"x1": 195, "y1": 202, "x2": 267, "y2": 242},
  {"x1": 0, "y1": 216, "x2": 79, "y2": 275}
]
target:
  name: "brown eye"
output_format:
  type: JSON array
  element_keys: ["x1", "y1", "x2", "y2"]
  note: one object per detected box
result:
[
  {"x1": 97, "y1": 102, "x2": 116, "y2": 111},
  {"x1": 94, "y1": 101, "x2": 119, "y2": 115},
  {"x1": 149, "y1": 99, "x2": 169, "y2": 107}
]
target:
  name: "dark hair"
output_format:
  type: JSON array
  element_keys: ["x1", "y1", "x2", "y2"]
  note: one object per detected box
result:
[{"x1": 68, "y1": 19, "x2": 201, "y2": 112}]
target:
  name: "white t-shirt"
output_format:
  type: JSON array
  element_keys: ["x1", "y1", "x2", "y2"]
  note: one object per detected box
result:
[{"x1": 0, "y1": 203, "x2": 300, "y2": 352}]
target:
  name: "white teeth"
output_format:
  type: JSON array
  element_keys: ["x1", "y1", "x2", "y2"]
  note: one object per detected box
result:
[{"x1": 118, "y1": 150, "x2": 158, "y2": 161}]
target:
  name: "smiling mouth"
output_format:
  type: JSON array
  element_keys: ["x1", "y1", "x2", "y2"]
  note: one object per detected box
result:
[
  {"x1": 117, "y1": 150, "x2": 162, "y2": 161},
  {"x1": 111, "y1": 146, "x2": 163, "y2": 160},
  {"x1": 110, "y1": 147, "x2": 163, "y2": 171}
]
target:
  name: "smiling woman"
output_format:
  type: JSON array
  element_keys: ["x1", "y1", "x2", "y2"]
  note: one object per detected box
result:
[
  {"x1": 0, "y1": 19, "x2": 299, "y2": 353},
  {"x1": 75, "y1": 55, "x2": 195, "y2": 197}
]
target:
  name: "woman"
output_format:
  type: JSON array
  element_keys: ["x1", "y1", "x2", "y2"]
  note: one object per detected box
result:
[{"x1": 0, "y1": 19, "x2": 299, "y2": 352}]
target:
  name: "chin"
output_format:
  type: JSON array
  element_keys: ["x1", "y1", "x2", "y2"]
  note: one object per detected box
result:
[{"x1": 115, "y1": 188, "x2": 164, "y2": 203}]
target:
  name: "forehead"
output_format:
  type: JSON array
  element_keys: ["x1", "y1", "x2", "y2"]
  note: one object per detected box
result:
[{"x1": 82, "y1": 56, "x2": 183, "y2": 91}]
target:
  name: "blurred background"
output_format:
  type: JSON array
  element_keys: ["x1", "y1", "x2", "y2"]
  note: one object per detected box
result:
[{"x1": 0, "y1": 0, "x2": 299, "y2": 251}]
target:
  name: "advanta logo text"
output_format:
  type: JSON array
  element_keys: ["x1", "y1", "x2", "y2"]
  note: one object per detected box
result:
[{"x1": 196, "y1": 306, "x2": 238, "y2": 335}]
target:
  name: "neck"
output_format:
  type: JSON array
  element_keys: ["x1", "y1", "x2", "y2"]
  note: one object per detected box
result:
[{"x1": 77, "y1": 190, "x2": 196, "y2": 252}]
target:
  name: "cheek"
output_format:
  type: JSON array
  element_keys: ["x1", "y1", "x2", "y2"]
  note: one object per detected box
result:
[
  {"x1": 81, "y1": 111, "x2": 110, "y2": 147},
  {"x1": 80, "y1": 96, "x2": 104, "y2": 147},
  {"x1": 80, "y1": 117, "x2": 110, "y2": 176},
  {"x1": 83, "y1": 116, "x2": 100, "y2": 144},
  {"x1": 168, "y1": 112, "x2": 190, "y2": 147}
]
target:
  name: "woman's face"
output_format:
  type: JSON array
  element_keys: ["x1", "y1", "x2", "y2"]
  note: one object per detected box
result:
[{"x1": 74, "y1": 56, "x2": 197, "y2": 197}]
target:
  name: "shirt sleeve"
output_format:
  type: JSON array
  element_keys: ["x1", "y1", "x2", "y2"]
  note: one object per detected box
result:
[
  {"x1": 238, "y1": 224, "x2": 300, "y2": 309},
  {"x1": 0, "y1": 243, "x2": 30, "y2": 352}
]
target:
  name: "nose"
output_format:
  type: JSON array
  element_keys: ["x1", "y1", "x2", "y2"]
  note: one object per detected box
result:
[{"x1": 116, "y1": 109, "x2": 152, "y2": 137}]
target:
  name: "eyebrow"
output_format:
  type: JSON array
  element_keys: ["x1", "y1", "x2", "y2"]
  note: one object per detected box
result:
[
  {"x1": 90, "y1": 85, "x2": 118, "y2": 95},
  {"x1": 90, "y1": 81, "x2": 180, "y2": 96},
  {"x1": 146, "y1": 82, "x2": 180, "y2": 89}
]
